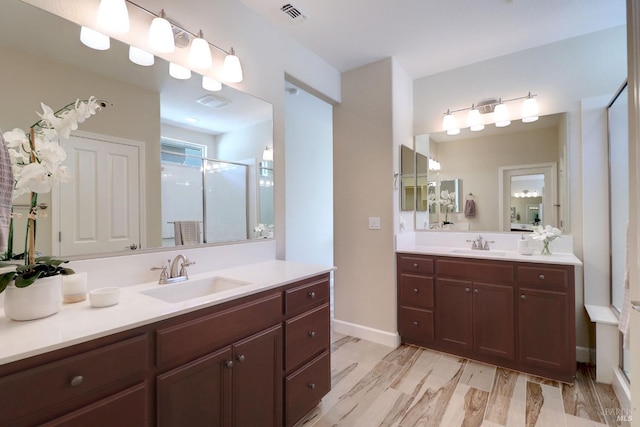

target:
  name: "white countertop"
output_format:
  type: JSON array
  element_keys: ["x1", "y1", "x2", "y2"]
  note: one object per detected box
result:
[
  {"x1": 397, "y1": 243, "x2": 583, "y2": 266},
  {"x1": 0, "y1": 260, "x2": 335, "y2": 366}
]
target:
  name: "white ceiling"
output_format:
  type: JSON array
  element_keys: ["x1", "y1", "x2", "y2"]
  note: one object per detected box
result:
[{"x1": 238, "y1": 0, "x2": 627, "y2": 79}]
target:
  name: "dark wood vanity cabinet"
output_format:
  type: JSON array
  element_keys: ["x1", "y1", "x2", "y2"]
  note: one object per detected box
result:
[
  {"x1": 397, "y1": 253, "x2": 575, "y2": 382},
  {"x1": 397, "y1": 255, "x2": 435, "y2": 346},
  {"x1": 0, "y1": 273, "x2": 332, "y2": 427}
]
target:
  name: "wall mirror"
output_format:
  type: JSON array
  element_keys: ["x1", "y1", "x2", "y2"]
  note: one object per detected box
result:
[
  {"x1": 400, "y1": 145, "x2": 416, "y2": 211},
  {"x1": 414, "y1": 113, "x2": 566, "y2": 232},
  {"x1": 0, "y1": 0, "x2": 274, "y2": 259}
]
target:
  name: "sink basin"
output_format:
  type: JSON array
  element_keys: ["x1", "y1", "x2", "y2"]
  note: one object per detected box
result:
[
  {"x1": 141, "y1": 276, "x2": 253, "y2": 303},
  {"x1": 450, "y1": 249, "x2": 506, "y2": 257}
]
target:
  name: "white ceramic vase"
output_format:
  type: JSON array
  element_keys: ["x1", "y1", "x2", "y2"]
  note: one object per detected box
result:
[{"x1": 4, "y1": 275, "x2": 63, "y2": 321}]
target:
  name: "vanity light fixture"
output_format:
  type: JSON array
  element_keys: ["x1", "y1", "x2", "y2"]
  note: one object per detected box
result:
[
  {"x1": 169, "y1": 62, "x2": 191, "y2": 80},
  {"x1": 98, "y1": 0, "x2": 130, "y2": 33},
  {"x1": 428, "y1": 157, "x2": 441, "y2": 171},
  {"x1": 223, "y1": 48, "x2": 244, "y2": 83},
  {"x1": 148, "y1": 9, "x2": 175, "y2": 53},
  {"x1": 80, "y1": 26, "x2": 110, "y2": 50},
  {"x1": 202, "y1": 76, "x2": 222, "y2": 91},
  {"x1": 442, "y1": 92, "x2": 539, "y2": 133},
  {"x1": 129, "y1": 46, "x2": 154, "y2": 66},
  {"x1": 189, "y1": 31, "x2": 213, "y2": 69},
  {"x1": 521, "y1": 92, "x2": 539, "y2": 123},
  {"x1": 467, "y1": 105, "x2": 484, "y2": 131}
]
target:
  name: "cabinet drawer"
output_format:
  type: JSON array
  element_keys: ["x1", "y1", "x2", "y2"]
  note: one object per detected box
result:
[
  {"x1": 285, "y1": 275, "x2": 330, "y2": 316},
  {"x1": 398, "y1": 307, "x2": 434, "y2": 344},
  {"x1": 399, "y1": 274, "x2": 434, "y2": 309},
  {"x1": 517, "y1": 265, "x2": 570, "y2": 288},
  {"x1": 285, "y1": 303, "x2": 330, "y2": 372},
  {"x1": 398, "y1": 255, "x2": 434, "y2": 275},
  {"x1": 437, "y1": 258, "x2": 515, "y2": 283},
  {"x1": 157, "y1": 293, "x2": 282, "y2": 367},
  {"x1": 43, "y1": 382, "x2": 148, "y2": 427},
  {"x1": 0, "y1": 335, "x2": 147, "y2": 425},
  {"x1": 285, "y1": 351, "x2": 330, "y2": 427}
]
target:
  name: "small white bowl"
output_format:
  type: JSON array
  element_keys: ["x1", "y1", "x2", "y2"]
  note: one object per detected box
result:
[{"x1": 89, "y1": 287, "x2": 121, "y2": 307}]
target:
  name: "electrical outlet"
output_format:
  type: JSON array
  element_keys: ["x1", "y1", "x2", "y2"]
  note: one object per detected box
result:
[{"x1": 368, "y1": 217, "x2": 381, "y2": 230}]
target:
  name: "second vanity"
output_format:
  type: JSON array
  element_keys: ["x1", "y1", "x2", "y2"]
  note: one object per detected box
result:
[
  {"x1": 396, "y1": 233, "x2": 582, "y2": 383},
  {"x1": 0, "y1": 260, "x2": 333, "y2": 427}
]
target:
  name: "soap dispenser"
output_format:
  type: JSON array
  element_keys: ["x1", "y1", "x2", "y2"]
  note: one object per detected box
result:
[{"x1": 517, "y1": 234, "x2": 532, "y2": 255}]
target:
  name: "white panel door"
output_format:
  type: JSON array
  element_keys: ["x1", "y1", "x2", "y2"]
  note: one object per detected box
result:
[{"x1": 59, "y1": 135, "x2": 141, "y2": 256}]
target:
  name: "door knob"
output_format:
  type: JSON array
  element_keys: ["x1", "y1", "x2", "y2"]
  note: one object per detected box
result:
[
  {"x1": 236, "y1": 354, "x2": 245, "y2": 363},
  {"x1": 225, "y1": 360, "x2": 234, "y2": 368},
  {"x1": 308, "y1": 331, "x2": 316, "y2": 338},
  {"x1": 70, "y1": 375, "x2": 84, "y2": 387}
]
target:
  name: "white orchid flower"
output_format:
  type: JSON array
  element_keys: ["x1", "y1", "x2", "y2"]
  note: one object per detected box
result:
[
  {"x1": 35, "y1": 138, "x2": 67, "y2": 165},
  {"x1": 37, "y1": 102, "x2": 63, "y2": 130},
  {"x1": 15, "y1": 162, "x2": 53, "y2": 194}
]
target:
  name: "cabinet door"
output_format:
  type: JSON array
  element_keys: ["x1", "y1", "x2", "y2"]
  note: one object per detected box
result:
[
  {"x1": 157, "y1": 347, "x2": 232, "y2": 427},
  {"x1": 435, "y1": 278, "x2": 473, "y2": 352},
  {"x1": 233, "y1": 325, "x2": 283, "y2": 427},
  {"x1": 518, "y1": 287, "x2": 571, "y2": 374},
  {"x1": 44, "y1": 383, "x2": 148, "y2": 427},
  {"x1": 473, "y1": 282, "x2": 514, "y2": 361}
]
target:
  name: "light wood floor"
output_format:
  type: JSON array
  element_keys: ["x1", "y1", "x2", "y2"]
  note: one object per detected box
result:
[{"x1": 296, "y1": 333, "x2": 630, "y2": 427}]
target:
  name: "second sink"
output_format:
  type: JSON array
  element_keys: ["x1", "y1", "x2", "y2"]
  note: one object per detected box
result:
[{"x1": 141, "y1": 276, "x2": 253, "y2": 303}]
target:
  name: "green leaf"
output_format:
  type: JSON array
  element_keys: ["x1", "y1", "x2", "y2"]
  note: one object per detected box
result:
[
  {"x1": 61, "y1": 267, "x2": 76, "y2": 275},
  {"x1": 15, "y1": 270, "x2": 43, "y2": 288},
  {"x1": 0, "y1": 272, "x2": 16, "y2": 293}
]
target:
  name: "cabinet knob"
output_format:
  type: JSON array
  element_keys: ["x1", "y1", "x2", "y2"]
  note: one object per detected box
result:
[
  {"x1": 413, "y1": 288, "x2": 419, "y2": 293},
  {"x1": 308, "y1": 291, "x2": 316, "y2": 298},
  {"x1": 236, "y1": 354, "x2": 246, "y2": 363},
  {"x1": 413, "y1": 263, "x2": 419, "y2": 268},
  {"x1": 465, "y1": 287, "x2": 471, "y2": 293},
  {"x1": 474, "y1": 288, "x2": 479, "y2": 293},
  {"x1": 308, "y1": 331, "x2": 316, "y2": 338},
  {"x1": 413, "y1": 321, "x2": 419, "y2": 326},
  {"x1": 309, "y1": 383, "x2": 316, "y2": 390},
  {"x1": 538, "y1": 274, "x2": 545, "y2": 280},
  {"x1": 70, "y1": 375, "x2": 84, "y2": 388},
  {"x1": 225, "y1": 360, "x2": 234, "y2": 368},
  {"x1": 521, "y1": 294, "x2": 527, "y2": 300}
]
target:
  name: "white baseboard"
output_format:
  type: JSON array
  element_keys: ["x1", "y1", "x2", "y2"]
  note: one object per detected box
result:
[
  {"x1": 576, "y1": 346, "x2": 591, "y2": 363},
  {"x1": 611, "y1": 367, "x2": 631, "y2": 411},
  {"x1": 332, "y1": 319, "x2": 399, "y2": 348}
]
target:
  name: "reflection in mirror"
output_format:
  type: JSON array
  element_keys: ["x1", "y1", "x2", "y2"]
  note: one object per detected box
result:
[
  {"x1": 0, "y1": 0, "x2": 274, "y2": 258},
  {"x1": 400, "y1": 145, "x2": 415, "y2": 211},
  {"x1": 418, "y1": 113, "x2": 565, "y2": 232},
  {"x1": 508, "y1": 174, "x2": 543, "y2": 231}
]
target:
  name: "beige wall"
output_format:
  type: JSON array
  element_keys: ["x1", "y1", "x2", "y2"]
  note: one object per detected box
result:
[
  {"x1": 0, "y1": 42, "x2": 161, "y2": 254},
  {"x1": 432, "y1": 126, "x2": 559, "y2": 231}
]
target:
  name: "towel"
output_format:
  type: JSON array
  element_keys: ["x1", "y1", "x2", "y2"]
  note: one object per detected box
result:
[
  {"x1": 618, "y1": 222, "x2": 631, "y2": 349},
  {"x1": 174, "y1": 221, "x2": 200, "y2": 246},
  {"x1": 0, "y1": 134, "x2": 13, "y2": 254},
  {"x1": 464, "y1": 199, "x2": 476, "y2": 218}
]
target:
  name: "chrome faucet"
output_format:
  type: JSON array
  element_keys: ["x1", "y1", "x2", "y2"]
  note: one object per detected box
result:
[
  {"x1": 466, "y1": 235, "x2": 495, "y2": 251},
  {"x1": 151, "y1": 254, "x2": 196, "y2": 285}
]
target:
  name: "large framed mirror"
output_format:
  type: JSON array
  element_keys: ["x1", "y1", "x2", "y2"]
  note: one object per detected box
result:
[
  {"x1": 414, "y1": 113, "x2": 566, "y2": 232},
  {"x1": 0, "y1": 0, "x2": 274, "y2": 259}
]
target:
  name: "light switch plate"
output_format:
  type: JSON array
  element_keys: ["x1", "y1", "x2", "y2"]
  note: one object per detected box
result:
[{"x1": 368, "y1": 216, "x2": 381, "y2": 230}]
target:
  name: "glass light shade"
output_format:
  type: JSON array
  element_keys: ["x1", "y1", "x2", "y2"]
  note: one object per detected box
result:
[
  {"x1": 442, "y1": 113, "x2": 460, "y2": 135},
  {"x1": 98, "y1": 0, "x2": 129, "y2": 33},
  {"x1": 169, "y1": 62, "x2": 191, "y2": 80},
  {"x1": 148, "y1": 15, "x2": 175, "y2": 53},
  {"x1": 262, "y1": 146, "x2": 273, "y2": 161},
  {"x1": 129, "y1": 46, "x2": 154, "y2": 66},
  {"x1": 493, "y1": 103, "x2": 511, "y2": 127},
  {"x1": 80, "y1": 26, "x2": 110, "y2": 50},
  {"x1": 467, "y1": 108, "x2": 484, "y2": 131},
  {"x1": 202, "y1": 76, "x2": 222, "y2": 91},
  {"x1": 521, "y1": 96, "x2": 539, "y2": 123},
  {"x1": 189, "y1": 35, "x2": 213, "y2": 69},
  {"x1": 223, "y1": 51, "x2": 243, "y2": 83}
]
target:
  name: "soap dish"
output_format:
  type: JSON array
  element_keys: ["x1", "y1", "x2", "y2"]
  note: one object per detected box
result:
[{"x1": 89, "y1": 287, "x2": 121, "y2": 307}]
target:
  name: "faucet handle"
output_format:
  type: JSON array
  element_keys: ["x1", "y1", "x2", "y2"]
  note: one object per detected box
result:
[
  {"x1": 179, "y1": 260, "x2": 196, "y2": 278},
  {"x1": 151, "y1": 265, "x2": 169, "y2": 283}
]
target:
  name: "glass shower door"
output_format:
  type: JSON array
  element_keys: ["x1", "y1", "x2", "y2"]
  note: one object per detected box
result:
[{"x1": 204, "y1": 160, "x2": 248, "y2": 243}]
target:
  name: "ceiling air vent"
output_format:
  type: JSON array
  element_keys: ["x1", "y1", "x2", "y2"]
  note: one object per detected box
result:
[
  {"x1": 280, "y1": 3, "x2": 308, "y2": 23},
  {"x1": 196, "y1": 95, "x2": 230, "y2": 109}
]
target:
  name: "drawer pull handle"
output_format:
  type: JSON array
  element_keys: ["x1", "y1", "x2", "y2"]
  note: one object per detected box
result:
[
  {"x1": 413, "y1": 321, "x2": 419, "y2": 326},
  {"x1": 225, "y1": 360, "x2": 234, "y2": 369},
  {"x1": 308, "y1": 291, "x2": 316, "y2": 298},
  {"x1": 538, "y1": 274, "x2": 545, "y2": 280},
  {"x1": 465, "y1": 287, "x2": 471, "y2": 293},
  {"x1": 309, "y1": 383, "x2": 316, "y2": 390},
  {"x1": 236, "y1": 354, "x2": 246, "y2": 363},
  {"x1": 521, "y1": 295, "x2": 527, "y2": 300},
  {"x1": 309, "y1": 331, "x2": 316, "y2": 338},
  {"x1": 70, "y1": 375, "x2": 84, "y2": 388},
  {"x1": 474, "y1": 288, "x2": 479, "y2": 294},
  {"x1": 413, "y1": 263, "x2": 419, "y2": 268},
  {"x1": 413, "y1": 288, "x2": 419, "y2": 293}
]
